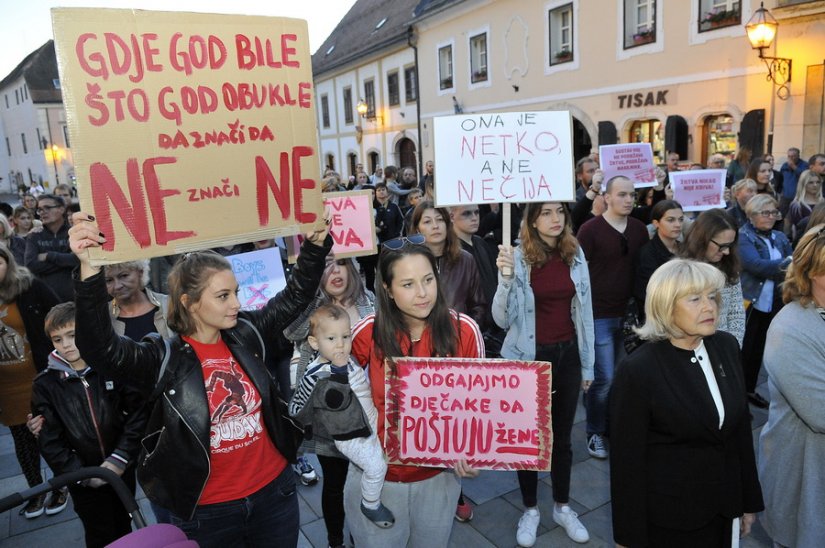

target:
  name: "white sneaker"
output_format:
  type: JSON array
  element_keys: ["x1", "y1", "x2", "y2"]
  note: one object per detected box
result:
[
  {"x1": 587, "y1": 434, "x2": 608, "y2": 459},
  {"x1": 516, "y1": 507, "x2": 540, "y2": 547},
  {"x1": 553, "y1": 505, "x2": 590, "y2": 543}
]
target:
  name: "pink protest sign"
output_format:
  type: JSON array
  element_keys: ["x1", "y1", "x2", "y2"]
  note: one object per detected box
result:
[
  {"x1": 385, "y1": 357, "x2": 552, "y2": 471},
  {"x1": 599, "y1": 143, "x2": 657, "y2": 188},
  {"x1": 285, "y1": 190, "x2": 377, "y2": 262},
  {"x1": 670, "y1": 169, "x2": 726, "y2": 212}
]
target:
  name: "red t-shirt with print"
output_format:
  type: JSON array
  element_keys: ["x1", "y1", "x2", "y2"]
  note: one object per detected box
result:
[
  {"x1": 184, "y1": 336, "x2": 286, "y2": 505},
  {"x1": 351, "y1": 312, "x2": 484, "y2": 483}
]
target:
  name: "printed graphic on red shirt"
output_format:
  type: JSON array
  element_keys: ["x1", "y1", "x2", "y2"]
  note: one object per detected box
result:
[{"x1": 202, "y1": 356, "x2": 264, "y2": 452}]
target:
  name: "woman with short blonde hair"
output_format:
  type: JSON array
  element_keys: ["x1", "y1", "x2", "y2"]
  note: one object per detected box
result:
[{"x1": 611, "y1": 258, "x2": 763, "y2": 547}]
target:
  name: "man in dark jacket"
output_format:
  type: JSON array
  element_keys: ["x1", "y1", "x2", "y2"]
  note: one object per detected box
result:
[
  {"x1": 32, "y1": 302, "x2": 147, "y2": 547},
  {"x1": 24, "y1": 195, "x2": 77, "y2": 301}
]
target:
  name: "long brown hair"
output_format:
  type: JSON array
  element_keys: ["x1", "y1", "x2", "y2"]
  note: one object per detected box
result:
[
  {"x1": 519, "y1": 202, "x2": 579, "y2": 266},
  {"x1": 409, "y1": 201, "x2": 462, "y2": 265},
  {"x1": 681, "y1": 209, "x2": 741, "y2": 284},
  {"x1": 0, "y1": 244, "x2": 32, "y2": 302},
  {"x1": 167, "y1": 251, "x2": 232, "y2": 336},
  {"x1": 373, "y1": 244, "x2": 457, "y2": 369}
]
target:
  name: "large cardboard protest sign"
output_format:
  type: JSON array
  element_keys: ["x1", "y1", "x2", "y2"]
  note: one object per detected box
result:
[
  {"x1": 285, "y1": 190, "x2": 377, "y2": 262},
  {"x1": 433, "y1": 112, "x2": 575, "y2": 207},
  {"x1": 228, "y1": 247, "x2": 286, "y2": 310},
  {"x1": 599, "y1": 143, "x2": 657, "y2": 188},
  {"x1": 385, "y1": 358, "x2": 552, "y2": 471},
  {"x1": 52, "y1": 9, "x2": 323, "y2": 264},
  {"x1": 670, "y1": 169, "x2": 726, "y2": 212}
]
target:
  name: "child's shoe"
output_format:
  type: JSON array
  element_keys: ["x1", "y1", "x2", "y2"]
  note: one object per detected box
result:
[{"x1": 360, "y1": 501, "x2": 395, "y2": 528}]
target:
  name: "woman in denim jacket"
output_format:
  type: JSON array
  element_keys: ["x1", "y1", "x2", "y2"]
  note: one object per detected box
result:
[
  {"x1": 492, "y1": 202, "x2": 595, "y2": 547},
  {"x1": 739, "y1": 194, "x2": 792, "y2": 408}
]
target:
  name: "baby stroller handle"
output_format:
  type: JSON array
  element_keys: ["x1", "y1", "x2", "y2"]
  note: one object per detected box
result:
[{"x1": 0, "y1": 466, "x2": 147, "y2": 529}]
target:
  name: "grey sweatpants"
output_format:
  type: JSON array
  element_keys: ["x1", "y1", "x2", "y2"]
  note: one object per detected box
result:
[{"x1": 344, "y1": 465, "x2": 460, "y2": 548}]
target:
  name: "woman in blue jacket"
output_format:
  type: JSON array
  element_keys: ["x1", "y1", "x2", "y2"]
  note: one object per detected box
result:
[
  {"x1": 739, "y1": 194, "x2": 792, "y2": 408},
  {"x1": 492, "y1": 202, "x2": 595, "y2": 548}
]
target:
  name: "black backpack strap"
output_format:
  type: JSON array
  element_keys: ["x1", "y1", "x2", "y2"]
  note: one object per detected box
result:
[{"x1": 236, "y1": 317, "x2": 266, "y2": 362}]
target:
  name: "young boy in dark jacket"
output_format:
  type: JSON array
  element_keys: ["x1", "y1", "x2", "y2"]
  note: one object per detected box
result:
[{"x1": 31, "y1": 302, "x2": 148, "y2": 547}]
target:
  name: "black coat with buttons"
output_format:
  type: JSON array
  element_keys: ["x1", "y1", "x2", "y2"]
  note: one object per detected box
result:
[
  {"x1": 74, "y1": 236, "x2": 332, "y2": 520},
  {"x1": 609, "y1": 332, "x2": 764, "y2": 546}
]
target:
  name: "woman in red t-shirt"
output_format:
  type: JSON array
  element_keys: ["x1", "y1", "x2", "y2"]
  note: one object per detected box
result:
[
  {"x1": 349, "y1": 238, "x2": 484, "y2": 547},
  {"x1": 68, "y1": 212, "x2": 332, "y2": 548}
]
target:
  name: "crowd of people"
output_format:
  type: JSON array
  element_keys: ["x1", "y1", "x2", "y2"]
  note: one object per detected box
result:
[{"x1": 0, "y1": 147, "x2": 822, "y2": 548}]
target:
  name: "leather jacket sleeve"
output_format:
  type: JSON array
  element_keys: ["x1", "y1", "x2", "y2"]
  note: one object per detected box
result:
[
  {"x1": 74, "y1": 270, "x2": 166, "y2": 398},
  {"x1": 110, "y1": 385, "x2": 150, "y2": 468},
  {"x1": 243, "y1": 235, "x2": 332, "y2": 341}
]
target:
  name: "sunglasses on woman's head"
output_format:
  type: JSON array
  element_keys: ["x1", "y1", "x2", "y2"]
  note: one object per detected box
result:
[{"x1": 382, "y1": 234, "x2": 426, "y2": 250}]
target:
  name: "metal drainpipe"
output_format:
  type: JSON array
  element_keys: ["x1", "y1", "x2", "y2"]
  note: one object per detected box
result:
[{"x1": 408, "y1": 25, "x2": 423, "y2": 178}]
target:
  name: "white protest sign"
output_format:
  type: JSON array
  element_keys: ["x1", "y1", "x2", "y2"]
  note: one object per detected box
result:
[
  {"x1": 433, "y1": 112, "x2": 575, "y2": 206},
  {"x1": 670, "y1": 169, "x2": 727, "y2": 212},
  {"x1": 228, "y1": 247, "x2": 286, "y2": 310},
  {"x1": 599, "y1": 143, "x2": 657, "y2": 188}
]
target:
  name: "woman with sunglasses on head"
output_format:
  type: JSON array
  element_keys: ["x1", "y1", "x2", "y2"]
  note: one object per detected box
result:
[
  {"x1": 739, "y1": 195, "x2": 792, "y2": 409},
  {"x1": 493, "y1": 202, "x2": 595, "y2": 547},
  {"x1": 758, "y1": 224, "x2": 825, "y2": 548},
  {"x1": 67, "y1": 212, "x2": 333, "y2": 548},
  {"x1": 284, "y1": 254, "x2": 375, "y2": 548},
  {"x1": 409, "y1": 201, "x2": 487, "y2": 329},
  {"x1": 348, "y1": 238, "x2": 484, "y2": 547},
  {"x1": 681, "y1": 209, "x2": 746, "y2": 347}
]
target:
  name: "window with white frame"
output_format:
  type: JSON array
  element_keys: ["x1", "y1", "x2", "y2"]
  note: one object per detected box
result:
[
  {"x1": 549, "y1": 3, "x2": 574, "y2": 65},
  {"x1": 364, "y1": 80, "x2": 376, "y2": 118},
  {"x1": 404, "y1": 66, "x2": 417, "y2": 102},
  {"x1": 387, "y1": 71, "x2": 400, "y2": 106},
  {"x1": 343, "y1": 87, "x2": 353, "y2": 125},
  {"x1": 320, "y1": 94, "x2": 330, "y2": 128},
  {"x1": 624, "y1": 0, "x2": 657, "y2": 49},
  {"x1": 438, "y1": 45, "x2": 453, "y2": 90},
  {"x1": 470, "y1": 33, "x2": 488, "y2": 83},
  {"x1": 698, "y1": 0, "x2": 740, "y2": 33}
]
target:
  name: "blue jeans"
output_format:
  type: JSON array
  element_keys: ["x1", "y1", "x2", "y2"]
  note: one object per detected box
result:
[
  {"x1": 585, "y1": 317, "x2": 623, "y2": 436},
  {"x1": 169, "y1": 468, "x2": 299, "y2": 548}
]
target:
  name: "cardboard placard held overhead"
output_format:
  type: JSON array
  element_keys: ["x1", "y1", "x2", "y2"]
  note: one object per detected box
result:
[
  {"x1": 385, "y1": 357, "x2": 553, "y2": 471},
  {"x1": 670, "y1": 169, "x2": 727, "y2": 212},
  {"x1": 285, "y1": 190, "x2": 377, "y2": 262},
  {"x1": 599, "y1": 143, "x2": 657, "y2": 188},
  {"x1": 433, "y1": 112, "x2": 575, "y2": 207},
  {"x1": 227, "y1": 247, "x2": 287, "y2": 310},
  {"x1": 51, "y1": 8, "x2": 323, "y2": 264}
]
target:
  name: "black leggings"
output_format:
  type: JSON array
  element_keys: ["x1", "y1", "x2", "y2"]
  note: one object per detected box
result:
[
  {"x1": 518, "y1": 340, "x2": 581, "y2": 506},
  {"x1": 9, "y1": 423, "x2": 43, "y2": 488},
  {"x1": 742, "y1": 307, "x2": 776, "y2": 393},
  {"x1": 317, "y1": 454, "x2": 350, "y2": 547}
]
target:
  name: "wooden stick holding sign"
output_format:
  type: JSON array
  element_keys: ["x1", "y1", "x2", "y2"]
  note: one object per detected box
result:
[
  {"x1": 501, "y1": 204, "x2": 512, "y2": 277},
  {"x1": 385, "y1": 357, "x2": 553, "y2": 470}
]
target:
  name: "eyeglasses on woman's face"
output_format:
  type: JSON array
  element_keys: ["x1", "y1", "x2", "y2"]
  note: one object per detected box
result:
[
  {"x1": 756, "y1": 209, "x2": 782, "y2": 219},
  {"x1": 710, "y1": 239, "x2": 735, "y2": 252}
]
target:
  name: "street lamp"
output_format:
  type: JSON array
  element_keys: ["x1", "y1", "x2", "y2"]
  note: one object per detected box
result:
[
  {"x1": 41, "y1": 137, "x2": 60, "y2": 185},
  {"x1": 356, "y1": 99, "x2": 368, "y2": 117},
  {"x1": 746, "y1": 2, "x2": 792, "y2": 100}
]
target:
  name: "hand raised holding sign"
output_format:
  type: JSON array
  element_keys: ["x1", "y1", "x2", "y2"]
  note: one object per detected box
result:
[
  {"x1": 496, "y1": 245, "x2": 515, "y2": 278},
  {"x1": 69, "y1": 212, "x2": 106, "y2": 279},
  {"x1": 305, "y1": 206, "x2": 332, "y2": 246}
]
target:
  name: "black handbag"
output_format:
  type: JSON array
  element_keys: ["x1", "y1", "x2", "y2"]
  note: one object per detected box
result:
[{"x1": 621, "y1": 298, "x2": 645, "y2": 354}]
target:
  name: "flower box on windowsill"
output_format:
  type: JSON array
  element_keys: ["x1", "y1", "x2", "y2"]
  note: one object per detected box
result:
[
  {"x1": 701, "y1": 9, "x2": 740, "y2": 31},
  {"x1": 440, "y1": 78, "x2": 453, "y2": 90},
  {"x1": 471, "y1": 70, "x2": 488, "y2": 83},
  {"x1": 554, "y1": 50, "x2": 573, "y2": 63},
  {"x1": 632, "y1": 33, "x2": 655, "y2": 46}
]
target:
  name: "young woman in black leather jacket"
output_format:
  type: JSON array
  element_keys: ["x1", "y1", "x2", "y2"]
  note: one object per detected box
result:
[{"x1": 68, "y1": 212, "x2": 332, "y2": 548}]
